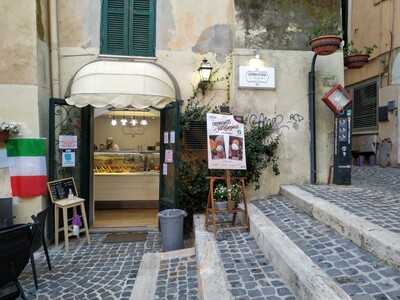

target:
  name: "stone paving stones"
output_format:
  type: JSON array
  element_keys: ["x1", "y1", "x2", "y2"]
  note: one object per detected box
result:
[
  {"x1": 216, "y1": 229, "x2": 296, "y2": 300},
  {"x1": 297, "y1": 166, "x2": 400, "y2": 234},
  {"x1": 19, "y1": 232, "x2": 160, "y2": 300},
  {"x1": 154, "y1": 254, "x2": 199, "y2": 300},
  {"x1": 254, "y1": 197, "x2": 400, "y2": 299}
]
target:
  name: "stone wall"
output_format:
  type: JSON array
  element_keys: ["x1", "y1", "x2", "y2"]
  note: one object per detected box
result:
[{"x1": 234, "y1": 0, "x2": 342, "y2": 50}]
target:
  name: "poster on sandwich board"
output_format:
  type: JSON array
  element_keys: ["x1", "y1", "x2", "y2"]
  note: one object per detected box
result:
[{"x1": 206, "y1": 113, "x2": 247, "y2": 170}]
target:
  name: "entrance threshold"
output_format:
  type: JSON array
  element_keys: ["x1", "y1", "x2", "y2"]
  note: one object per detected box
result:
[{"x1": 90, "y1": 226, "x2": 158, "y2": 234}]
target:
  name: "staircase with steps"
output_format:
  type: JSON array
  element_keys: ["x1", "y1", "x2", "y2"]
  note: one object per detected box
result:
[{"x1": 246, "y1": 183, "x2": 400, "y2": 300}]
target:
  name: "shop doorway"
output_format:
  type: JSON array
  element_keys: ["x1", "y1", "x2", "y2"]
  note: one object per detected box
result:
[
  {"x1": 49, "y1": 100, "x2": 180, "y2": 231},
  {"x1": 92, "y1": 108, "x2": 161, "y2": 228}
]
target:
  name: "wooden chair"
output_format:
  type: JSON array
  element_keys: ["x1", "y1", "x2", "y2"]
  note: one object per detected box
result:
[{"x1": 47, "y1": 178, "x2": 90, "y2": 252}]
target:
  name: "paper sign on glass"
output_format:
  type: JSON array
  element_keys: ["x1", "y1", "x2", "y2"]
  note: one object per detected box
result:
[
  {"x1": 163, "y1": 163, "x2": 168, "y2": 175},
  {"x1": 170, "y1": 131, "x2": 175, "y2": 144},
  {"x1": 59, "y1": 135, "x2": 78, "y2": 149},
  {"x1": 165, "y1": 149, "x2": 173, "y2": 163},
  {"x1": 164, "y1": 132, "x2": 169, "y2": 144},
  {"x1": 206, "y1": 113, "x2": 247, "y2": 170},
  {"x1": 62, "y1": 150, "x2": 75, "y2": 167}
]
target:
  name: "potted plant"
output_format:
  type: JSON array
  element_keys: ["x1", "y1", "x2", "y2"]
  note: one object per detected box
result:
[
  {"x1": 309, "y1": 16, "x2": 342, "y2": 56},
  {"x1": 214, "y1": 183, "x2": 228, "y2": 210},
  {"x1": 229, "y1": 183, "x2": 241, "y2": 208},
  {"x1": 344, "y1": 42, "x2": 377, "y2": 69},
  {"x1": 0, "y1": 122, "x2": 21, "y2": 143}
]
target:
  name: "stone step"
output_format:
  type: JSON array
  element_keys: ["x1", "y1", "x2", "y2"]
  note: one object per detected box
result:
[
  {"x1": 252, "y1": 196, "x2": 400, "y2": 300},
  {"x1": 131, "y1": 248, "x2": 199, "y2": 300},
  {"x1": 216, "y1": 228, "x2": 296, "y2": 299},
  {"x1": 280, "y1": 185, "x2": 400, "y2": 269}
]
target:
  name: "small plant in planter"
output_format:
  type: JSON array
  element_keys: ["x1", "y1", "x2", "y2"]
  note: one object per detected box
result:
[
  {"x1": 214, "y1": 183, "x2": 228, "y2": 210},
  {"x1": 229, "y1": 183, "x2": 241, "y2": 208},
  {"x1": 309, "y1": 16, "x2": 342, "y2": 56},
  {"x1": 0, "y1": 122, "x2": 21, "y2": 143},
  {"x1": 344, "y1": 42, "x2": 377, "y2": 69}
]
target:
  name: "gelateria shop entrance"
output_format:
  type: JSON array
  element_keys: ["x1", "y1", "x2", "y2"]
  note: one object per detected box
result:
[
  {"x1": 48, "y1": 60, "x2": 180, "y2": 230},
  {"x1": 93, "y1": 108, "x2": 160, "y2": 228}
]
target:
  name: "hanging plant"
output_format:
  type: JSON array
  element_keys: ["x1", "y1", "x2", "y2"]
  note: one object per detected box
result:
[
  {"x1": 343, "y1": 42, "x2": 377, "y2": 69},
  {"x1": 309, "y1": 15, "x2": 342, "y2": 56}
]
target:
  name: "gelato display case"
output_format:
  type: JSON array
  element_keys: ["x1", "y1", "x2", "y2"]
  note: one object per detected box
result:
[{"x1": 94, "y1": 151, "x2": 160, "y2": 203}]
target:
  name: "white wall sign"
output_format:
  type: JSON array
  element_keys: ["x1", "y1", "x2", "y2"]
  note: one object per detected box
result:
[
  {"x1": 239, "y1": 66, "x2": 276, "y2": 89},
  {"x1": 207, "y1": 113, "x2": 247, "y2": 170},
  {"x1": 59, "y1": 135, "x2": 78, "y2": 149}
]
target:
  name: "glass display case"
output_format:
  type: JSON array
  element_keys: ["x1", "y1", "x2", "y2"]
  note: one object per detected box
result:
[{"x1": 94, "y1": 151, "x2": 160, "y2": 174}]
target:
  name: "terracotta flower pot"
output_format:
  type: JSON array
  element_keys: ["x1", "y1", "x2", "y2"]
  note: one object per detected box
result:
[
  {"x1": 344, "y1": 54, "x2": 369, "y2": 69},
  {"x1": 310, "y1": 35, "x2": 342, "y2": 56},
  {"x1": 0, "y1": 131, "x2": 9, "y2": 143}
]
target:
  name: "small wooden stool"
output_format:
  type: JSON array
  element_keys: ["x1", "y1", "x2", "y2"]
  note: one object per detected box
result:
[
  {"x1": 47, "y1": 178, "x2": 90, "y2": 251},
  {"x1": 53, "y1": 197, "x2": 90, "y2": 251}
]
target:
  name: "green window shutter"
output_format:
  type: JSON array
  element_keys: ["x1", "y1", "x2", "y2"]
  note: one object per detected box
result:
[
  {"x1": 101, "y1": 0, "x2": 130, "y2": 55},
  {"x1": 128, "y1": 0, "x2": 156, "y2": 57}
]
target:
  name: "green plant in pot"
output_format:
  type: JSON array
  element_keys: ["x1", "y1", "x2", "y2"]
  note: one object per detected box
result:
[
  {"x1": 214, "y1": 183, "x2": 228, "y2": 210},
  {"x1": 309, "y1": 15, "x2": 342, "y2": 56},
  {"x1": 229, "y1": 183, "x2": 241, "y2": 207},
  {"x1": 344, "y1": 41, "x2": 377, "y2": 69}
]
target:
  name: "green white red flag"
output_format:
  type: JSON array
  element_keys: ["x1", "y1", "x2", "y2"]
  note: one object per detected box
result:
[{"x1": 6, "y1": 138, "x2": 47, "y2": 197}]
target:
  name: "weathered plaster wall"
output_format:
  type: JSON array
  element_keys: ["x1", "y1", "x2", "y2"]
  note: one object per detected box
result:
[
  {"x1": 379, "y1": 86, "x2": 400, "y2": 165},
  {"x1": 0, "y1": 0, "x2": 50, "y2": 223},
  {"x1": 231, "y1": 49, "x2": 344, "y2": 197},
  {"x1": 234, "y1": 0, "x2": 342, "y2": 50},
  {"x1": 0, "y1": 0, "x2": 37, "y2": 85}
]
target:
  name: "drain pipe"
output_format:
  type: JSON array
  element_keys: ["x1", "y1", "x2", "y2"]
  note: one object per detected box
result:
[
  {"x1": 308, "y1": 53, "x2": 318, "y2": 184},
  {"x1": 49, "y1": 0, "x2": 61, "y2": 98}
]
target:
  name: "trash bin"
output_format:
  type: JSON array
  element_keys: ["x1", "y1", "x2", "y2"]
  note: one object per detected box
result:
[{"x1": 158, "y1": 209, "x2": 187, "y2": 251}]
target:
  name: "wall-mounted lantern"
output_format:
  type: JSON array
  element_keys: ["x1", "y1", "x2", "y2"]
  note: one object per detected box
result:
[
  {"x1": 198, "y1": 58, "x2": 213, "y2": 95},
  {"x1": 198, "y1": 58, "x2": 213, "y2": 82}
]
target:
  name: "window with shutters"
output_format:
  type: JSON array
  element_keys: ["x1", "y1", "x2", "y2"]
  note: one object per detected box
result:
[
  {"x1": 352, "y1": 81, "x2": 378, "y2": 133},
  {"x1": 101, "y1": 0, "x2": 156, "y2": 57}
]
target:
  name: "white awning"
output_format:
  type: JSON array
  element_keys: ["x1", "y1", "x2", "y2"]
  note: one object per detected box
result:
[{"x1": 65, "y1": 60, "x2": 176, "y2": 109}]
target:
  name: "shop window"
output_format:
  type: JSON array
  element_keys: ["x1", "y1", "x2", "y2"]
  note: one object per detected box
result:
[
  {"x1": 352, "y1": 82, "x2": 378, "y2": 133},
  {"x1": 101, "y1": 0, "x2": 156, "y2": 57}
]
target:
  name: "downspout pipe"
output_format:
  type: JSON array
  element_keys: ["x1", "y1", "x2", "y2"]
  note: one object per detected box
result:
[
  {"x1": 49, "y1": 0, "x2": 61, "y2": 98},
  {"x1": 308, "y1": 53, "x2": 318, "y2": 184}
]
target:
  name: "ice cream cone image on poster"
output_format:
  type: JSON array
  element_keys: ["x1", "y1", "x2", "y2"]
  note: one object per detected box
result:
[
  {"x1": 209, "y1": 135, "x2": 226, "y2": 160},
  {"x1": 229, "y1": 136, "x2": 243, "y2": 160}
]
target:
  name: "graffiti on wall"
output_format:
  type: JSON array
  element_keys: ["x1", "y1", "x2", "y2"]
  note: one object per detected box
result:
[{"x1": 245, "y1": 112, "x2": 305, "y2": 133}]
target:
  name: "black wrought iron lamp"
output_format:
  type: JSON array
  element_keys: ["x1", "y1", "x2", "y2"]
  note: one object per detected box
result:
[{"x1": 198, "y1": 58, "x2": 213, "y2": 94}]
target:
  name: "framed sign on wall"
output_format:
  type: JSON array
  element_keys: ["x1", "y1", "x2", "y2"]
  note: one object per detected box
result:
[{"x1": 238, "y1": 66, "x2": 276, "y2": 89}]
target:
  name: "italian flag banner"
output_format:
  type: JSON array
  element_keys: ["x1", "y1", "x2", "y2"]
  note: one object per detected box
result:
[{"x1": 6, "y1": 138, "x2": 47, "y2": 197}]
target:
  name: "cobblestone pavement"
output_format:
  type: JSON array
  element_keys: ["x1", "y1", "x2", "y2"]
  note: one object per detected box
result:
[
  {"x1": 19, "y1": 232, "x2": 160, "y2": 300},
  {"x1": 295, "y1": 166, "x2": 400, "y2": 234},
  {"x1": 154, "y1": 254, "x2": 199, "y2": 300},
  {"x1": 216, "y1": 229, "x2": 296, "y2": 300},
  {"x1": 255, "y1": 197, "x2": 400, "y2": 300},
  {"x1": 352, "y1": 166, "x2": 400, "y2": 193}
]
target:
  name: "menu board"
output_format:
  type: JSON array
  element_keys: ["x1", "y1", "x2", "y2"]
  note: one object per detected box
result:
[
  {"x1": 207, "y1": 113, "x2": 247, "y2": 170},
  {"x1": 47, "y1": 177, "x2": 77, "y2": 202}
]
